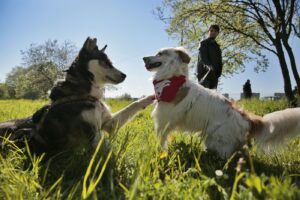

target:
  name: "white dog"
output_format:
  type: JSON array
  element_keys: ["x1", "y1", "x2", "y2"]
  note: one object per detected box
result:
[{"x1": 143, "y1": 47, "x2": 300, "y2": 159}]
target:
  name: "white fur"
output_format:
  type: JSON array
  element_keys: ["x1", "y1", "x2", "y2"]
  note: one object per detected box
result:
[
  {"x1": 88, "y1": 60, "x2": 125, "y2": 85},
  {"x1": 81, "y1": 102, "x2": 103, "y2": 130},
  {"x1": 257, "y1": 108, "x2": 300, "y2": 148},
  {"x1": 144, "y1": 47, "x2": 300, "y2": 159}
]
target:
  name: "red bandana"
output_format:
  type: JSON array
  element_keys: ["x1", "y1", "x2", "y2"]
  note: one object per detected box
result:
[{"x1": 153, "y1": 75, "x2": 186, "y2": 102}]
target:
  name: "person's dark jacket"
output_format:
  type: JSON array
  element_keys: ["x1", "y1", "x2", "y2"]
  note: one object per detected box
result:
[
  {"x1": 197, "y1": 37, "x2": 222, "y2": 80},
  {"x1": 243, "y1": 81, "x2": 252, "y2": 98}
]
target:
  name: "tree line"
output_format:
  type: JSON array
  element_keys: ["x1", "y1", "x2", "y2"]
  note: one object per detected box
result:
[
  {"x1": 1, "y1": 0, "x2": 300, "y2": 103},
  {"x1": 0, "y1": 40, "x2": 77, "y2": 99}
]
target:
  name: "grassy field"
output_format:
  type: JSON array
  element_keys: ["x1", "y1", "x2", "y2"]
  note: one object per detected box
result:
[{"x1": 0, "y1": 99, "x2": 300, "y2": 199}]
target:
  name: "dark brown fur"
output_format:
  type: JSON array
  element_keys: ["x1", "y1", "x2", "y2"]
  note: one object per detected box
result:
[
  {"x1": 225, "y1": 99, "x2": 265, "y2": 139},
  {"x1": 171, "y1": 87, "x2": 190, "y2": 105},
  {"x1": 175, "y1": 50, "x2": 191, "y2": 64}
]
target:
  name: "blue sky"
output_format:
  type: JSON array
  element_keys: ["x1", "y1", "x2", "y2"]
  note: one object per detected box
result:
[{"x1": 0, "y1": 0, "x2": 299, "y2": 99}]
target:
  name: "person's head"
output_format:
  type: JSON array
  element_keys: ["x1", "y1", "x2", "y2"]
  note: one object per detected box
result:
[{"x1": 208, "y1": 24, "x2": 220, "y2": 39}]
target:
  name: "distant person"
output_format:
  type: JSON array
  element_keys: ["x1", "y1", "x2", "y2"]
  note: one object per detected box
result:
[
  {"x1": 196, "y1": 24, "x2": 223, "y2": 89},
  {"x1": 243, "y1": 79, "x2": 252, "y2": 99},
  {"x1": 293, "y1": 86, "x2": 298, "y2": 95}
]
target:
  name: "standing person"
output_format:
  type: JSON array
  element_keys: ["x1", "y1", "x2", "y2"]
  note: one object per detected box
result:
[
  {"x1": 196, "y1": 24, "x2": 223, "y2": 89},
  {"x1": 243, "y1": 79, "x2": 252, "y2": 99}
]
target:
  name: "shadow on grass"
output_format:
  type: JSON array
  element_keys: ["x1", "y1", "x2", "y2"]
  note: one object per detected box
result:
[
  {"x1": 158, "y1": 139, "x2": 300, "y2": 199},
  {"x1": 24, "y1": 141, "x2": 124, "y2": 199}
]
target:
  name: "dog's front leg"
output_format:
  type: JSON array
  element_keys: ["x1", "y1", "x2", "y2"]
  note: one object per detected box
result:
[
  {"x1": 155, "y1": 122, "x2": 174, "y2": 149},
  {"x1": 102, "y1": 95, "x2": 155, "y2": 135}
]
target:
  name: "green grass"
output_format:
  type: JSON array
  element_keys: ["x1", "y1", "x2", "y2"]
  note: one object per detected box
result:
[{"x1": 1, "y1": 99, "x2": 300, "y2": 199}]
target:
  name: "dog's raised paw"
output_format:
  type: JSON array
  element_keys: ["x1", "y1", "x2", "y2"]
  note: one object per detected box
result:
[{"x1": 139, "y1": 94, "x2": 155, "y2": 109}]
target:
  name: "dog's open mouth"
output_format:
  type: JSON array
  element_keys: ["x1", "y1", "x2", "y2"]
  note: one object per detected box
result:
[
  {"x1": 105, "y1": 75, "x2": 124, "y2": 83},
  {"x1": 145, "y1": 62, "x2": 162, "y2": 70}
]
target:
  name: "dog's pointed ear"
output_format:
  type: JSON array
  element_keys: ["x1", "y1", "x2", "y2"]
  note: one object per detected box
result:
[
  {"x1": 83, "y1": 37, "x2": 97, "y2": 52},
  {"x1": 100, "y1": 45, "x2": 107, "y2": 52},
  {"x1": 176, "y1": 48, "x2": 191, "y2": 64}
]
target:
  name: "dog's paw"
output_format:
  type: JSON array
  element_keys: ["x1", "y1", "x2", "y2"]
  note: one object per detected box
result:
[{"x1": 138, "y1": 94, "x2": 155, "y2": 109}]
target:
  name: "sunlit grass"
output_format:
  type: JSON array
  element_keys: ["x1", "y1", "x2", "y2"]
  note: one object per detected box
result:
[
  {"x1": 0, "y1": 99, "x2": 47, "y2": 121},
  {"x1": 0, "y1": 98, "x2": 300, "y2": 199}
]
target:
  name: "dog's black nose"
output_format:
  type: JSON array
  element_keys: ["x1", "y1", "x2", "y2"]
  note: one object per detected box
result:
[
  {"x1": 121, "y1": 73, "x2": 126, "y2": 79},
  {"x1": 143, "y1": 57, "x2": 149, "y2": 63}
]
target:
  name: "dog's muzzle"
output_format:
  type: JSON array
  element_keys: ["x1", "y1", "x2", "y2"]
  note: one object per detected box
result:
[
  {"x1": 105, "y1": 72, "x2": 126, "y2": 84},
  {"x1": 143, "y1": 57, "x2": 162, "y2": 70}
]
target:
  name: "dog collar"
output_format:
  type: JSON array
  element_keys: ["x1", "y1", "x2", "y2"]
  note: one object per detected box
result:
[
  {"x1": 51, "y1": 95, "x2": 99, "y2": 107},
  {"x1": 153, "y1": 75, "x2": 186, "y2": 102}
]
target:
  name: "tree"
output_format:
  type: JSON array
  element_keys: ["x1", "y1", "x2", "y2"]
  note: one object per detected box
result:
[
  {"x1": 118, "y1": 93, "x2": 133, "y2": 100},
  {"x1": 5, "y1": 40, "x2": 77, "y2": 99},
  {"x1": 0, "y1": 83, "x2": 9, "y2": 99},
  {"x1": 21, "y1": 39, "x2": 77, "y2": 80},
  {"x1": 5, "y1": 63, "x2": 60, "y2": 99},
  {"x1": 156, "y1": 0, "x2": 300, "y2": 105},
  {"x1": 5, "y1": 66, "x2": 27, "y2": 98}
]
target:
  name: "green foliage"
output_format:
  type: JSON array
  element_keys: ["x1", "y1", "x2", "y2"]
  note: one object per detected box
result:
[
  {"x1": 0, "y1": 83, "x2": 11, "y2": 99},
  {"x1": 156, "y1": 0, "x2": 299, "y2": 76},
  {"x1": 1, "y1": 99, "x2": 300, "y2": 199},
  {"x1": 116, "y1": 93, "x2": 133, "y2": 101},
  {"x1": 12, "y1": 64, "x2": 59, "y2": 99},
  {"x1": 5, "y1": 66, "x2": 28, "y2": 98},
  {"x1": 156, "y1": 0, "x2": 269, "y2": 74},
  {"x1": 21, "y1": 39, "x2": 77, "y2": 76},
  {"x1": 1, "y1": 40, "x2": 77, "y2": 99}
]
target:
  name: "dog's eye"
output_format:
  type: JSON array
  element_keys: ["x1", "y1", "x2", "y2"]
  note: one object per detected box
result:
[
  {"x1": 98, "y1": 60, "x2": 111, "y2": 68},
  {"x1": 157, "y1": 52, "x2": 163, "y2": 56}
]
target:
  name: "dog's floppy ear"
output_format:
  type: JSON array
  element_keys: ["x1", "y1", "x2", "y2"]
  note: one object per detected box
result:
[
  {"x1": 83, "y1": 37, "x2": 97, "y2": 52},
  {"x1": 175, "y1": 48, "x2": 191, "y2": 64}
]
